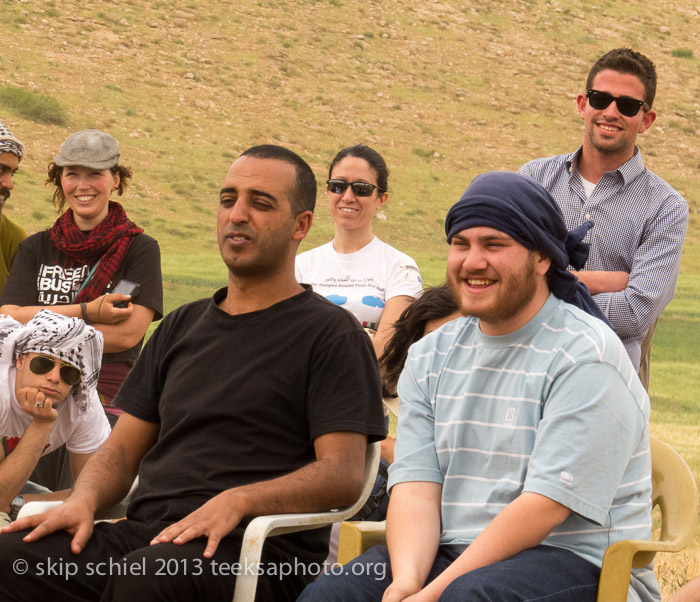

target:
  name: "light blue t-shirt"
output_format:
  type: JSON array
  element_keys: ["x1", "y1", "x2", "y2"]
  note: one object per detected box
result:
[{"x1": 390, "y1": 294, "x2": 660, "y2": 602}]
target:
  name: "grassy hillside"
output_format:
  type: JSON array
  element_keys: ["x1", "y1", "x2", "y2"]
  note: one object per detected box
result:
[{"x1": 2, "y1": 0, "x2": 699, "y2": 595}]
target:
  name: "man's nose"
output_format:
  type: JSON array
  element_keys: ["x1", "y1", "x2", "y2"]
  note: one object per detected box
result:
[
  {"x1": 461, "y1": 248, "x2": 488, "y2": 271},
  {"x1": 46, "y1": 365, "x2": 62, "y2": 384},
  {"x1": 227, "y1": 199, "x2": 250, "y2": 223},
  {"x1": 0, "y1": 172, "x2": 13, "y2": 190}
]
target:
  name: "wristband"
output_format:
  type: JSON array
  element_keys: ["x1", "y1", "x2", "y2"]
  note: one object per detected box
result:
[{"x1": 80, "y1": 302, "x2": 91, "y2": 324}]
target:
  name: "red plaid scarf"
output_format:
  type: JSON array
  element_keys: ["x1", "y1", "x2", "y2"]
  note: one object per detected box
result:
[{"x1": 49, "y1": 201, "x2": 143, "y2": 303}]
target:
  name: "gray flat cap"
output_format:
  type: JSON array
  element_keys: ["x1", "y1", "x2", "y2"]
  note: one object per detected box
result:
[{"x1": 54, "y1": 129, "x2": 120, "y2": 169}]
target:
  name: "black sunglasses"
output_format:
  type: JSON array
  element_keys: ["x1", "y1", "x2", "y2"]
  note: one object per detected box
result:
[
  {"x1": 29, "y1": 355, "x2": 82, "y2": 386},
  {"x1": 326, "y1": 179, "x2": 384, "y2": 197},
  {"x1": 586, "y1": 89, "x2": 649, "y2": 117}
]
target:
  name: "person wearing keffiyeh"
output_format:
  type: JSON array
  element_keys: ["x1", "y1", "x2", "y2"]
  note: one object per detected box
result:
[
  {"x1": 0, "y1": 129, "x2": 162, "y2": 490},
  {"x1": 0, "y1": 119, "x2": 28, "y2": 294},
  {"x1": 0, "y1": 310, "x2": 110, "y2": 527}
]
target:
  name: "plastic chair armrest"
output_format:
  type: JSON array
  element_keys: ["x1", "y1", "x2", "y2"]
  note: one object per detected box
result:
[
  {"x1": 337, "y1": 520, "x2": 387, "y2": 565},
  {"x1": 597, "y1": 538, "x2": 675, "y2": 602},
  {"x1": 16, "y1": 500, "x2": 62, "y2": 519}
]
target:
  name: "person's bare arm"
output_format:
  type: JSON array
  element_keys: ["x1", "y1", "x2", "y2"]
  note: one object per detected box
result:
[
  {"x1": 1, "y1": 413, "x2": 159, "y2": 554},
  {"x1": 407, "y1": 493, "x2": 571, "y2": 602},
  {"x1": 572, "y1": 270, "x2": 629, "y2": 295},
  {"x1": 373, "y1": 295, "x2": 415, "y2": 361},
  {"x1": 151, "y1": 430, "x2": 367, "y2": 558},
  {"x1": 14, "y1": 438, "x2": 99, "y2": 506},
  {"x1": 0, "y1": 293, "x2": 133, "y2": 327},
  {"x1": 69, "y1": 451, "x2": 92, "y2": 481},
  {"x1": 96, "y1": 304, "x2": 156, "y2": 353},
  {"x1": 382, "y1": 481, "x2": 442, "y2": 602},
  {"x1": 0, "y1": 389, "x2": 57, "y2": 513},
  {"x1": 668, "y1": 576, "x2": 700, "y2": 602}
]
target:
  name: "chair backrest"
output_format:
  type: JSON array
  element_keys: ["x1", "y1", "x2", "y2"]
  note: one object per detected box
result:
[{"x1": 633, "y1": 437, "x2": 699, "y2": 568}]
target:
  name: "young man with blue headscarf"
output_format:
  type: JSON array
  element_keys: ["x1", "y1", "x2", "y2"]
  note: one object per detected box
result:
[{"x1": 299, "y1": 171, "x2": 659, "y2": 602}]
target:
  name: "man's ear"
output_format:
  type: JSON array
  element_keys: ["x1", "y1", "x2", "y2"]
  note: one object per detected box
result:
[
  {"x1": 535, "y1": 251, "x2": 552, "y2": 277},
  {"x1": 576, "y1": 92, "x2": 588, "y2": 119},
  {"x1": 15, "y1": 355, "x2": 26, "y2": 369},
  {"x1": 292, "y1": 210, "x2": 313, "y2": 242},
  {"x1": 638, "y1": 109, "x2": 656, "y2": 134}
]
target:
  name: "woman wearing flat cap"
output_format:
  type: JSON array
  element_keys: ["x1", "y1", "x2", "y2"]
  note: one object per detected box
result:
[{"x1": 0, "y1": 130, "x2": 163, "y2": 439}]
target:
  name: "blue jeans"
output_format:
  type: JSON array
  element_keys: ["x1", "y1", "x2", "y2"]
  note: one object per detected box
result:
[{"x1": 299, "y1": 544, "x2": 600, "y2": 602}]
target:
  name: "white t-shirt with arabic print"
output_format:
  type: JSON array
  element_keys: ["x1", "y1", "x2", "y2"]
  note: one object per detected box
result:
[{"x1": 295, "y1": 237, "x2": 423, "y2": 330}]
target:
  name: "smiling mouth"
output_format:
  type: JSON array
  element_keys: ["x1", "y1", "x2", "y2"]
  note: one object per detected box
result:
[
  {"x1": 75, "y1": 195, "x2": 96, "y2": 202},
  {"x1": 598, "y1": 123, "x2": 621, "y2": 133},
  {"x1": 466, "y1": 278, "x2": 495, "y2": 287},
  {"x1": 339, "y1": 207, "x2": 358, "y2": 213}
]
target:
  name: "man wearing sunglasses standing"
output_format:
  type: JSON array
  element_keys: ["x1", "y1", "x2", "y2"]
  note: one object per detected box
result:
[
  {"x1": 0, "y1": 310, "x2": 109, "y2": 527},
  {"x1": 519, "y1": 48, "x2": 689, "y2": 389}
]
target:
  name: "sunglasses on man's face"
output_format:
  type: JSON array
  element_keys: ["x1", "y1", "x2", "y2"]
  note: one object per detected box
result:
[
  {"x1": 586, "y1": 89, "x2": 649, "y2": 117},
  {"x1": 29, "y1": 355, "x2": 82, "y2": 386},
  {"x1": 326, "y1": 179, "x2": 383, "y2": 197}
]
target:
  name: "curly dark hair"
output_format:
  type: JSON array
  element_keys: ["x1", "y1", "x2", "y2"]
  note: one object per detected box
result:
[{"x1": 380, "y1": 284, "x2": 458, "y2": 394}]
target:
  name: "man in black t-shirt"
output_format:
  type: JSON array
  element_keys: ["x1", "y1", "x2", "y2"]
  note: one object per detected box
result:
[{"x1": 0, "y1": 145, "x2": 386, "y2": 602}]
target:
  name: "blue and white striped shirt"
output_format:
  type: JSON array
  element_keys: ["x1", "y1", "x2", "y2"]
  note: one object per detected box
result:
[
  {"x1": 390, "y1": 294, "x2": 659, "y2": 602},
  {"x1": 519, "y1": 148, "x2": 688, "y2": 369}
]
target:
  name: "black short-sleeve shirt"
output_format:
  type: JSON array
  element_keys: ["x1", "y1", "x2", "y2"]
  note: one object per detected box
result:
[{"x1": 116, "y1": 286, "x2": 385, "y2": 556}]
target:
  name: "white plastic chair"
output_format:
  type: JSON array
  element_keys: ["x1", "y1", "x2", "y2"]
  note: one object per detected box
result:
[
  {"x1": 231, "y1": 440, "x2": 380, "y2": 602},
  {"x1": 17, "y1": 476, "x2": 138, "y2": 521},
  {"x1": 18, "y1": 443, "x2": 381, "y2": 602}
]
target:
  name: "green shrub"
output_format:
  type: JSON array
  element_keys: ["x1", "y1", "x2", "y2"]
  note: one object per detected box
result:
[
  {"x1": 0, "y1": 87, "x2": 66, "y2": 124},
  {"x1": 671, "y1": 48, "x2": 693, "y2": 58}
]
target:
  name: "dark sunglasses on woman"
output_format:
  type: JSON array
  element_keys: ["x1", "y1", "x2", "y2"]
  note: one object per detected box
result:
[
  {"x1": 586, "y1": 89, "x2": 649, "y2": 117},
  {"x1": 327, "y1": 179, "x2": 384, "y2": 197},
  {"x1": 29, "y1": 355, "x2": 82, "y2": 386}
]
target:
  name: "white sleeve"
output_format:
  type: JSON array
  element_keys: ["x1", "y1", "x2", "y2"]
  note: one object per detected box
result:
[{"x1": 65, "y1": 400, "x2": 111, "y2": 454}]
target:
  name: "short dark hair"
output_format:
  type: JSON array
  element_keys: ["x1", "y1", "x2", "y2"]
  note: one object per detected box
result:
[
  {"x1": 46, "y1": 162, "x2": 132, "y2": 213},
  {"x1": 240, "y1": 145, "x2": 316, "y2": 215},
  {"x1": 586, "y1": 48, "x2": 657, "y2": 108},
  {"x1": 328, "y1": 145, "x2": 389, "y2": 193},
  {"x1": 379, "y1": 284, "x2": 457, "y2": 394}
]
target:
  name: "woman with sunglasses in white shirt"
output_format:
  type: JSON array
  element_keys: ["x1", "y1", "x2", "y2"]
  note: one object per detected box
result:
[{"x1": 295, "y1": 145, "x2": 423, "y2": 361}]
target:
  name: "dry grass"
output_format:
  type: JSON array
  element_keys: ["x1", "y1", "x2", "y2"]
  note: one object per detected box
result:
[{"x1": 1, "y1": 1, "x2": 698, "y2": 596}]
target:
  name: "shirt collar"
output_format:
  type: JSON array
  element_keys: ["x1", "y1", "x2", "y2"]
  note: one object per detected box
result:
[{"x1": 565, "y1": 145, "x2": 645, "y2": 188}]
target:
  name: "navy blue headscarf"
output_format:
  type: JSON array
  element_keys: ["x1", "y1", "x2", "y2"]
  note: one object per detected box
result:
[{"x1": 445, "y1": 171, "x2": 611, "y2": 326}]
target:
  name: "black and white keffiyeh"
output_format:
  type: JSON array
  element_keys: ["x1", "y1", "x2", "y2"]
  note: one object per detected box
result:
[
  {"x1": 0, "y1": 310, "x2": 103, "y2": 414},
  {"x1": 0, "y1": 120, "x2": 25, "y2": 161}
]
